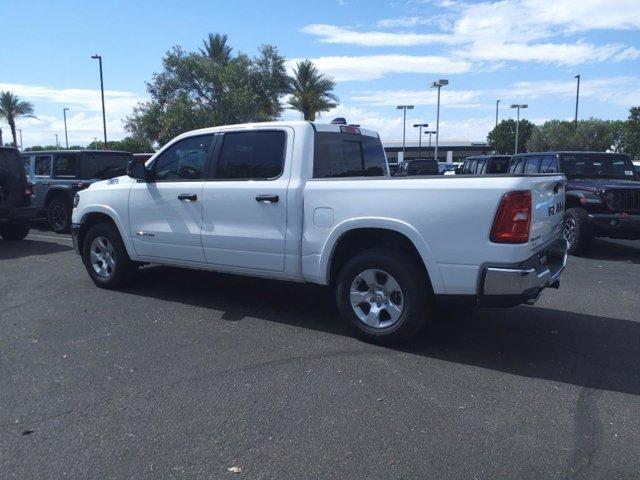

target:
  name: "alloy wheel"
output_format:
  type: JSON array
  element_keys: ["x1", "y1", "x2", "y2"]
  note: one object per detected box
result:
[
  {"x1": 90, "y1": 236, "x2": 116, "y2": 279},
  {"x1": 349, "y1": 269, "x2": 404, "y2": 329}
]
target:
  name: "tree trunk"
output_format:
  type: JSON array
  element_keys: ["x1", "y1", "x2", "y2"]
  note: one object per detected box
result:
[{"x1": 9, "y1": 119, "x2": 17, "y2": 148}]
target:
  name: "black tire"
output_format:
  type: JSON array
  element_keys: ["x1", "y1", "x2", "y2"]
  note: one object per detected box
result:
[
  {"x1": 335, "y1": 248, "x2": 432, "y2": 345},
  {"x1": 82, "y1": 223, "x2": 136, "y2": 289},
  {"x1": 0, "y1": 220, "x2": 30, "y2": 241},
  {"x1": 563, "y1": 208, "x2": 592, "y2": 255},
  {"x1": 47, "y1": 196, "x2": 71, "y2": 233}
]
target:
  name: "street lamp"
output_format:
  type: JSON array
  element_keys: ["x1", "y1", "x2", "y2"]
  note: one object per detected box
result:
[
  {"x1": 18, "y1": 129, "x2": 23, "y2": 150},
  {"x1": 574, "y1": 74, "x2": 581, "y2": 131},
  {"x1": 397, "y1": 105, "x2": 414, "y2": 160},
  {"x1": 510, "y1": 104, "x2": 528, "y2": 154},
  {"x1": 63, "y1": 107, "x2": 70, "y2": 148},
  {"x1": 431, "y1": 79, "x2": 448, "y2": 162},
  {"x1": 53, "y1": 133, "x2": 59, "y2": 150},
  {"x1": 91, "y1": 54, "x2": 107, "y2": 146},
  {"x1": 495, "y1": 100, "x2": 500, "y2": 130},
  {"x1": 425, "y1": 130, "x2": 436, "y2": 158},
  {"x1": 413, "y1": 123, "x2": 429, "y2": 159}
]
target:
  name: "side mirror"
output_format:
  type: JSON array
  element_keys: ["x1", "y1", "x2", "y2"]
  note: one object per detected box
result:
[{"x1": 127, "y1": 160, "x2": 147, "y2": 181}]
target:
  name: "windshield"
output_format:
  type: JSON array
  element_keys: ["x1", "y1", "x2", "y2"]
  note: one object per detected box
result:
[{"x1": 560, "y1": 154, "x2": 639, "y2": 181}]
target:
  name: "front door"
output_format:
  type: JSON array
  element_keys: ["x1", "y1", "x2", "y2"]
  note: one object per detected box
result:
[
  {"x1": 32, "y1": 154, "x2": 52, "y2": 209},
  {"x1": 129, "y1": 134, "x2": 216, "y2": 263},
  {"x1": 201, "y1": 129, "x2": 290, "y2": 272}
]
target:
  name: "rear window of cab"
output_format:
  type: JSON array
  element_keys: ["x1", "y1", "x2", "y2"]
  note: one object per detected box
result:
[{"x1": 313, "y1": 132, "x2": 388, "y2": 178}]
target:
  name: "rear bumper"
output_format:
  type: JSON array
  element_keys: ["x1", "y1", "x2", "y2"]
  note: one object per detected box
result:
[
  {"x1": 589, "y1": 213, "x2": 640, "y2": 239},
  {"x1": 478, "y1": 238, "x2": 568, "y2": 307},
  {"x1": 0, "y1": 206, "x2": 37, "y2": 223}
]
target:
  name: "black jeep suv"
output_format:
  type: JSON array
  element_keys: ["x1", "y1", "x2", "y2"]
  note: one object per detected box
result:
[
  {"x1": 0, "y1": 147, "x2": 36, "y2": 241},
  {"x1": 509, "y1": 152, "x2": 640, "y2": 254}
]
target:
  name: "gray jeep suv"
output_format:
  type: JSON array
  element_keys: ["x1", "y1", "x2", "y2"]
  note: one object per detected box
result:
[{"x1": 21, "y1": 150, "x2": 133, "y2": 232}]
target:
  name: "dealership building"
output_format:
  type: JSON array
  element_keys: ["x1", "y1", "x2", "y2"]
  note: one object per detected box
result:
[{"x1": 382, "y1": 140, "x2": 491, "y2": 165}]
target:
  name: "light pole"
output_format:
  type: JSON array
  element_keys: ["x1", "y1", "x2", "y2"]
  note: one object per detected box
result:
[
  {"x1": 413, "y1": 123, "x2": 429, "y2": 159},
  {"x1": 53, "y1": 134, "x2": 59, "y2": 150},
  {"x1": 495, "y1": 99, "x2": 500, "y2": 130},
  {"x1": 63, "y1": 107, "x2": 70, "y2": 148},
  {"x1": 91, "y1": 54, "x2": 107, "y2": 146},
  {"x1": 18, "y1": 129, "x2": 23, "y2": 150},
  {"x1": 431, "y1": 79, "x2": 448, "y2": 162},
  {"x1": 397, "y1": 105, "x2": 414, "y2": 160},
  {"x1": 510, "y1": 104, "x2": 528, "y2": 154},
  {"x1": 574, "y1": 74, "x2": 580, "y2": 131},
  {"x1": 425, "y1": 130, "x2": 436, "y2": 158}
]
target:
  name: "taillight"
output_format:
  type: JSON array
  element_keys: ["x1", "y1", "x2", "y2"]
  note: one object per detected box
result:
[
  {"x1": 23, "y1": 183, "x2": 33, "y2": 197},
  {"x1": 490, "y1": 191, "x2": 531, "y2": 244}
]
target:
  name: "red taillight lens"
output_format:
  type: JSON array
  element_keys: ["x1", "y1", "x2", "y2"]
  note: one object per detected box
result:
[
  {"x1": 490, "y1": 191, "x2": 531, "y2": 244},
  {"x1": 23, "y1": 183, "x2": 33, "y2": 197}
]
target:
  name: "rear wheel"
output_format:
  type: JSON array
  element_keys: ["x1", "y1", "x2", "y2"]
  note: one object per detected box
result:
[
  {"x1": 563, "y1": 208, "x2": 591, "y2": 255},
  {"x1": 335, "y1": 249, "x2": 432, "y2": 344},
  {"x1": 82, "y1": 223, "x2": 136, "y2": 289},
  {"x1": 0, "y1": 220, "x2": 30, "y2": 241},
  {"x1": 47, "y1": 197, "x2": 71, "y2": 233}
]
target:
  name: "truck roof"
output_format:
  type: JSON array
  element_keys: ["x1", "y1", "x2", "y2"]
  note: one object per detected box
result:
[{"x1": 176, "y1": 120, "x2": 379, "y2": 139}]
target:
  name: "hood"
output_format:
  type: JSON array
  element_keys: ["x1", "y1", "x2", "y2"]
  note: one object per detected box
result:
[{"x1": 567, "y1": 178, "x2": 640, "y2": 193}]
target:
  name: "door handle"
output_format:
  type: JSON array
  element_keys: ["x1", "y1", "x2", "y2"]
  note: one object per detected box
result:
[
  {"x1": 255, "y1": 194, "x2": 279, "y2": 203},
  {"x1": 178, "y1": 193, "x2": 198, "y2": 201}
]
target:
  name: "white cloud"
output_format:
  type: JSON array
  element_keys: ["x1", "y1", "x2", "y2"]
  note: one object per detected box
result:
[
  {"x1": 286, "y1": 55, "x2": 471, "y2": 82},
  {"x1": 301, "y1": 0, "x2": 640, "y2": 67},
  {"x1": 351, "y1": 88, "x2": 487, "y2": 108},
  {"x1": 0, "y1": 83, "x2": 145, "y2": 147}
]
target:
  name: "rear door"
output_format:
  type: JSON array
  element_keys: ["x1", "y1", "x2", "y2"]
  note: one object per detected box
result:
[
  {"x1": 32, "y1": 154, "x2": 53, "y2": 209},
  {"x1": 200, "y1": 128, "x2": 291, "y2": 272}
]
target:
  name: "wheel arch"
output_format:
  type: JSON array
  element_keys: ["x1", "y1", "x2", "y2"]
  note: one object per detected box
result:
[
  {"x1": 77, "y1": 207, "x2": 136, "y2": 259},
  {"x1": 320, "y1": 218, "x2": 444, "y2": 294}
]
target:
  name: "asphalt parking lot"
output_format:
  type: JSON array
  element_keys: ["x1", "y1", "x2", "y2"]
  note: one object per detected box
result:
[{"x1": 1, "y1": 228, "x2": 640, "y2": 480}]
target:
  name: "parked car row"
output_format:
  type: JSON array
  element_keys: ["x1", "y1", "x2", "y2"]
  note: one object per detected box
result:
[{"x1": 456, "y1": 151, "x2": 640, "y2": 254}]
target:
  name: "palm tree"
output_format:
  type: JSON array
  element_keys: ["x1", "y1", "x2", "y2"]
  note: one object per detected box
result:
[
  {"x1": 0, "y1": 91, "x2": 35, "y2": 147},
  {"x1": 287, "y1": 60, "x2": 338, "y2": 121},
  {"x1": 199, "y1": 33, "x2": 232, "y2": 64}
]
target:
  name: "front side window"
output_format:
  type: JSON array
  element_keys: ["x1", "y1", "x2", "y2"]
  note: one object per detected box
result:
[
  {"x1": 216, "y1": 130, "x2": 286, "y2": 180},
  {"x1": 34, "y1": 155, "x2": 52, "y2": 176},
  {"x1": 153, "y1": 135, "x2": 214, "y2": 181},
  {"x1": 54, "y1": 154, "x2": 78, "y2": 177},
  {"x1": 314, "y1": 132, "x2": 388, "y2": 178}
]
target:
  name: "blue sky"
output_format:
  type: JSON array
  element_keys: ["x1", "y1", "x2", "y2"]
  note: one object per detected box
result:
[{"x1": 1, "y1": 0, "x2": 639, "y2": 146}]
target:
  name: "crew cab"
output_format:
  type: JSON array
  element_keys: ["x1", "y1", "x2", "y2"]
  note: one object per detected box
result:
[
  {"x1": 510, "y1": 152, "x2": 640, "y2": 254},
  {"x1": 21, "y1": 150, "x2": 133, "y2": 233},
  {"x1": 72, "y1": 121, "x2": 568, "y2": 344}
]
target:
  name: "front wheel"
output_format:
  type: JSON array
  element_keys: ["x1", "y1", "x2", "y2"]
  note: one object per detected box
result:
[
  {"x1": 563, "y1": 208, "x2": 591, "y2": 255},
  {"x1": 47, "y1": 197, "x2": 71, "y2": 233},
  {"x1": 0, "y1": 220, "x2": 30, "y2": 241},
  {"x1": 82, "y1": 223, "x2": 136, "y2": 289},
  {"x1": 335, "y1": 249, "x2": 432, "y2": 344}
]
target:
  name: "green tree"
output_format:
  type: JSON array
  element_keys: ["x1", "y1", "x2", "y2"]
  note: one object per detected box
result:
[
  {"x1": 125, "y1": 34, "x2": 289, "y2": 146},
  {"x1": 487, "y1": 119, "x2": 535, "y2": 154},
  {"x1": 287, "y1": 60, "x2": 338, "y2": 121},
  {"x1": 526, "y1": 118, "x2": 625, "y2": 152},
  {"x1": 87, "y1": 136, "x2": 154, "y2": 153},
  {"x1": 622, "y1": 107, "x2": 640, "y2": 159},
  {"x1": 0, "y1": 91, "x2": 35, "y2": 147}
]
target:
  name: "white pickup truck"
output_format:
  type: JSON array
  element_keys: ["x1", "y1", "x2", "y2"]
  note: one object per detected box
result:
[{"x1": 72, "y1": 121, "x2": 568, "y2": 343}]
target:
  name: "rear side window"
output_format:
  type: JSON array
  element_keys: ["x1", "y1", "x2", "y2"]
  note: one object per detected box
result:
[
  {"x1": 314, "y1": 132, "x2": 387, "y2": 178},
  {"x1": 488, "y1": 157, "x2": 510, "y2": 174},
  {"x1": 153, "y1": 134, "x2": 214, "y2": 181},
  {"x1": 477, "y1": 158, "x2": 487, "y2": 174},
  {"x1": 216, "y1": 130, "x2": 285, "y2": 180},
  {"x1": 509, "y1": 158, "x2": 524, "y2": 174},
  {"x1": 54, "y1": 154, "x2": 78, "y2": 177},
  {"x1": 34, "y1": 155, "x2": 52, "y2": 176},
  {"x1": 540, "y1": 156, "x2": 558, "y2": 173},
  {"x1": 22, "y1": 156, "x2": 31, "y2": 176},
  {"x1": 84, "y1": 153, "x2": 131, "y2": 180},
  {"x1": 525, "y1": 157, "x2": 541, "y2": 174}
]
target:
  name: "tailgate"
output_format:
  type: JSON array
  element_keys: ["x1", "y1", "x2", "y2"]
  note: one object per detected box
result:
[{"x1": 529, "y1": 176, "x2": 566, "y2": 248}]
